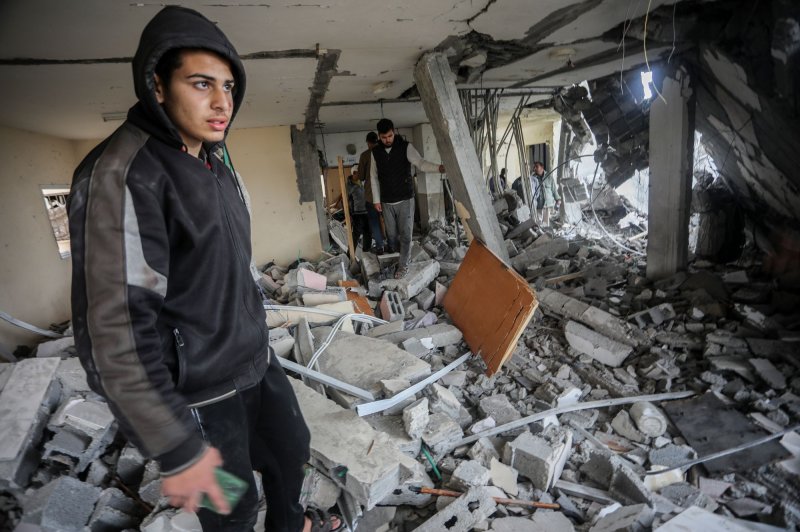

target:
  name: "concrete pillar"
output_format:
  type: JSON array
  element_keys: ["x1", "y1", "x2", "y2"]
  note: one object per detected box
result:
[
  {"x1": 291, "y1": 125, "x2": 330, "y2": 250},
  {"x1": 412, "y1": 123, "x2": 444, "y2": 231},
  {"x1": 646, "y1": 67, "x2": 695, "y2": 280},
  {"x1": 414, "y1": 52, "x2": 510, "y2": 263}
]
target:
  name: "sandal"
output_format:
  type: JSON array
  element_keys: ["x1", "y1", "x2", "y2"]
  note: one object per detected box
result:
[
  {"x1": 394, "y1": 266, "x2": 409, "y2": 279},
  {"x1": 304, "y1": 507, "x2": 345, "y2": 532}
]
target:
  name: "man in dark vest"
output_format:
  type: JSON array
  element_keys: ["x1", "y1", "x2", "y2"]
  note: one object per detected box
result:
[{"x1": 370, "y1": 118, "x2": 444, "y2": 278}]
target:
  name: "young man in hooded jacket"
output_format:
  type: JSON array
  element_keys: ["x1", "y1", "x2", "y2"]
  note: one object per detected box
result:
[{"x1": 68, "y1": 7, "x2": 335, "y2": 532}]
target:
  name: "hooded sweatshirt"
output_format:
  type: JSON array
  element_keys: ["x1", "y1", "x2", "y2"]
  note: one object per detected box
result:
[{"x1": 67, "y1": 6, "x2": 266, "y2": 475}]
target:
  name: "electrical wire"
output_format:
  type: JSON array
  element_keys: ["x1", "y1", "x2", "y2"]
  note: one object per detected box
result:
[{"x1": 306, "y1": 312, "x2": 388, "y2": 369}]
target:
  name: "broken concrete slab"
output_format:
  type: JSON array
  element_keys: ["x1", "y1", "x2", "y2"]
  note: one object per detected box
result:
[
  {"x1": 411, "y1": 486, "x2": 497, "y2": 532},
  {"x1": 565, "y1": 321, "x2": 633, "y2": 368},
  {"x1": 479, "y1": 394, "x2": 523, "y2": 428},
  {"x1": 289, "y1": 377, "x2": 429, "y2": 509},
  {"x1": 0, "y1": 358, "x2": 61, "y2": 490},
  {"x1": 510, "y1": 238, "x2": 570, "y2": 273},
  {"x1": 310, "y1": 328, "x2": 431, "y2": 408}
]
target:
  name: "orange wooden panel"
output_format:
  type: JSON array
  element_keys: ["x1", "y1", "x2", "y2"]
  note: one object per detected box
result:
[
  {"x1": 443, "y1": 239, "x2": 538, "y2": 375},
  {"x1": 339, "y1": 280, "x2": 375, "y2": 316}
]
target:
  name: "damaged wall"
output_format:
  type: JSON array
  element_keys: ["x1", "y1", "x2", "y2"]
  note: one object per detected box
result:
[{"x1": 0, "y1": 125, "x2": 75, "y2": 349}]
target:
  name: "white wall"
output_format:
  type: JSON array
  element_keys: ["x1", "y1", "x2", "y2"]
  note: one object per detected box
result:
[{"x1": 0, "y1": 125, "x2": 77, "y2": 351}]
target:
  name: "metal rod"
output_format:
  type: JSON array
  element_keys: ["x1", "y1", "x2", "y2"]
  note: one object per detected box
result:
[
  {"x1": 355, "y1": 352, "x2": 472, "y2": 416},
  {"x1": 278, "y1": 357, "x2": 375, "y2": 402}
]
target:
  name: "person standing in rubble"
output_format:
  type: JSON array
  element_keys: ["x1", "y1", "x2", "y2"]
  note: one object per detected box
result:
[
  {"x1": 68, "y1": 6, "x2": 339, "y2": 532},
  {"x1": 347, "y1": 164, "x2": 371, "y2": 252},
  {"x1": 358, "y1": 131, "x2": 386, "y2": 254},
  {"x1": 532, "y1": 161, "x2": 561, "y2": 227},
  {"x1": 370, "y1": 118, "x2": 445, "y2": 278}
]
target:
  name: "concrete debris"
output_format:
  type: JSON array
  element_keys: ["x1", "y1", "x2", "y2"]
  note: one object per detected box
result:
[{"x1": 4, "y1": 191, "x2": 800, "y2": 531}]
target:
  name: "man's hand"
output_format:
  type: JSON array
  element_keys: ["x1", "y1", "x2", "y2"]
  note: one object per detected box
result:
[
  {"x1": 374, "y1": 202, "x2": 382, "y2": 213},
  {"x1": 161, "y1": 447, "x2": 229, "y2": 514}
]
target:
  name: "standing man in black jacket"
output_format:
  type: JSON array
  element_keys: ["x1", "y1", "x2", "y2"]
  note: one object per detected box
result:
[
  {"x1": 370, "y1": 118, "x2": 444, "y2": 278},
  {"x1": 68, "y1": 7, "x2": 332, "y2": 532}
]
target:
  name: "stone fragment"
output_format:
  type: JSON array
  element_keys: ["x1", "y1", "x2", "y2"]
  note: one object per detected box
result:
[
  {"x1": 489, "y1": 457, "x2": 518, "y2": 496},
  {"x1": 449, "y1": 460, "x2": 490, "y2": 491},
  {"x1": 564, "y1": 321, "x2": 633, "y2": 367},
  {"x1": 421, "y1": 412, "x2": 464, "y2": 456},
  {"x1": 468, "y1": 437, "x2": 500, "y2": 469},
  {"x1": 403, "y1": 398, "x2": 430, "y2": 439},
  {"x1": 629, "y1": 303, "x2": 677, "y2": 328},
  {"x1": 612, "y1": 410, "x2": 646, "y2": 443},
  {"x1": 116, "y1": 443, "x2": 146, "y2": 486},
  {"x1": 411, "y1": 487, "x2": 496, "y2": 532},
  {"x1": 301, "y1": 468, "x2": 342, "y2": 511},
  {"x1": 511, "y1": 238, "x2": 570, "y2": 272},
  {"x1": 86, "y1": 487, "x2": 140, "y2": 531},
  {"x1": 426, "y1": 383, "x2": 463, "y2": 421},
  {"x1": 21, "y1": 476, "x2": 101, "y2": 532},
  {"x1": 589, "y1": 503, "x2": 654, "y2": 532},
  {"x1": 749, "y1": 358, "x2": 787, "y2": 389},
  {"x1": 478, "y1": 394, "x2": 522, "y2": 427}
]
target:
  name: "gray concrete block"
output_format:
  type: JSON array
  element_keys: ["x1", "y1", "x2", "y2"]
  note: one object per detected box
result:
[
  {"x1": 589, "y1": 503, "x2": 654, "y2": 532},
  {"x1": 301, "y1": 468, "x2": 342, "y2": 511},
  {"x1": 116, "y1": 443, "x2": 146, "y2": 486},
  {"x1": 478, "y1": 394, "x2": 522, "y2": 427},
  {"x1": 510, "y1": 238, "x2": 570, "y2": 272},
  {"x1": 21, "y1": 476, "x2": 101, "y2": 532},
  {"x1": 0, "y1": 358, "x2": 61, "y2": 490},
  {"x1": 421, "y1": 412, "x2": 464, "y2": 456},
  {"x1": 426, "y1": 383, "x2": 462, "y2": 421},
  {"x1": 379, "y1": 260, "x2": 441, "y2": 300},
  {"x1": 86, "y1": 487, "x2": 140, "y2": 531},
  {"x1": 365, "y1": 320, "x2": 405, "y2": 338},
  {"x1": 611, "y1": 410, "x2": 646, "y2": 443},
  {"x1": 138, "y1": 461, "x2": 163, "y2": 507},
  {"x1": 449, "y1": 459, "x2": 490, "y2": 491},
  {"x1": 564, "y1": 321, "x2": 633, "y2": 367},
  {"x1": 403, "y1": 398, "x2": 430, "y2": 439},
  {"x1": 468, "y1": 437, "x2": 500, "y2": 469},
  {"x1": 503, "y1": 427, "x2": 572, "y2": 491},
  {"x1": 365, "y1": 414, "x2": 421, "y2": 456},
  {"x1": 380, "y1": 291, "x2": 405, "y2": 322},
  {"x1": 411, "y1": 487, "x2": 497, "y2": 532},
  {"x1": 377, "y1": 323, "x2": 463, "y2": 349},
  {"x1": 414, "y1": 287, "x2": 436, "y2": 310}
]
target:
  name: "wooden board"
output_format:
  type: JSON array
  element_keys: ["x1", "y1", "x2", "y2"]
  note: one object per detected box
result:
[
  {"x1": 443, "y1": 239, "x2": 538, "y2": 375},
  {"x1": 339, "y1": 280, "x2": 375, "y2": 317},
  {"x1": 337, "y1": 157, "x2": 356, "y2": 260}
]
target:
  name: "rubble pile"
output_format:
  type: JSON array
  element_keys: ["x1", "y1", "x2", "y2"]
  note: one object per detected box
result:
[{"x1": 1, "y1": 205, "x2": 799, "y2": 531}]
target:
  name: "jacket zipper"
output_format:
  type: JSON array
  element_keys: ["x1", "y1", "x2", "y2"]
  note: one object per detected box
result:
[
  {"x1": 211, "y1": 168, "x2": 267, "y2": 356},
  {"x1": 173, "y1": 328, "x2": 188, "y2": 389}
]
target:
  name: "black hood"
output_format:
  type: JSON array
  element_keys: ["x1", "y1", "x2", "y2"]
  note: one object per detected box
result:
[{"x1": 128, "y1": 6, "x2": 247, "y2": 148}]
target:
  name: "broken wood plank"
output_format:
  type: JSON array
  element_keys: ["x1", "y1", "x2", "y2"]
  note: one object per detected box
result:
[
  {"x1": 337, "y1": 156, "x2": 356, "y2": 261},
  {"x1": 443, "y1": 239, "x2": 537, "y2": 375}
]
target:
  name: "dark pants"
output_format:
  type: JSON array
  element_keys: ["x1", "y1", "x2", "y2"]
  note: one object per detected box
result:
[
  {"x1": 351, "y1": 211, "x2": 371, "y2": 251},
  {"x1": 366, "y1": 203, "x2": 385, "y2": 251},
  {"x1": 193, "y1": 353, "x2": 310, "y2": 532}
]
